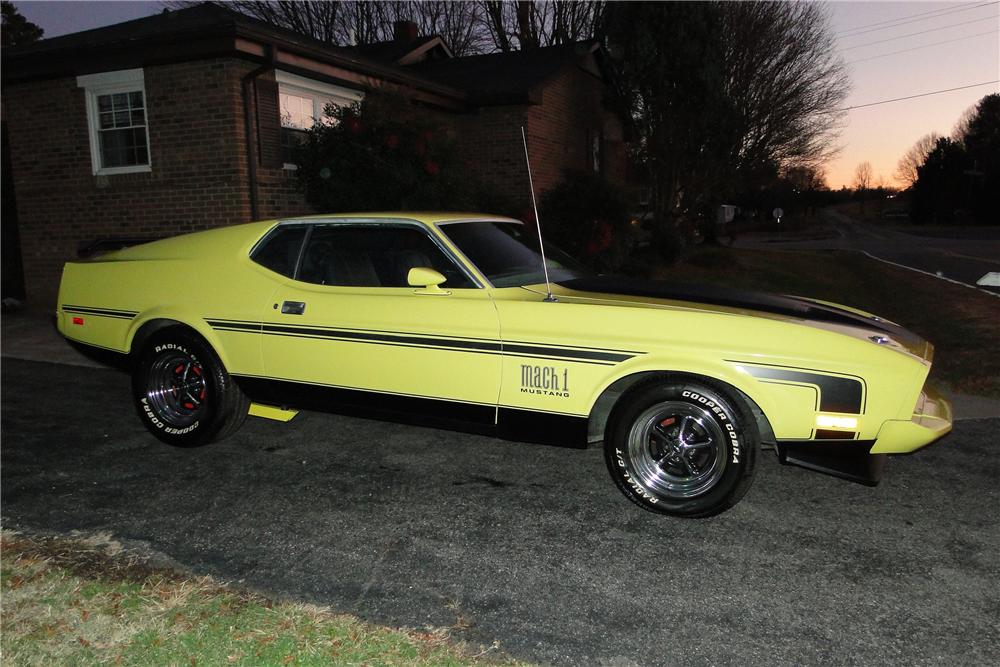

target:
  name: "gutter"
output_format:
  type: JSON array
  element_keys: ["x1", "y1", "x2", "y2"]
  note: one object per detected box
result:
[{"x1": 241, "y1": 45, "x2": 276, "y2": 222}]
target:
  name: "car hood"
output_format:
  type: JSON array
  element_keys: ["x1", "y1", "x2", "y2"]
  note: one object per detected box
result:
[{"x1": 550, "y1": 276, "x2": 933, "y2": 362}]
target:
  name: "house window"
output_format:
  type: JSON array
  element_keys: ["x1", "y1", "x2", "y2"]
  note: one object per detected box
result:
[
  {"x1": 77, "y1": 69, "x2": 151, "y2": 175},
  {"x1": 276, "y1": 71, "x2": 363, "y2": 168}
]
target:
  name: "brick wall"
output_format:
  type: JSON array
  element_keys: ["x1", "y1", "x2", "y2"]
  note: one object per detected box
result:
[
  {"x1": 526, "y1": 66, "x2": 626, "y2": 197},
  {"x1": 3, "y1": 57, "x2": 318, "y2": 306},
  {"x1": 5, "y1": 54, "x2": 625, "y2": 304},
  {"x1": 447, "y1": 105, "x2": 532, "y2": 215},
  {"x1": 4, "y1": 58, "x2": 262, "y2": 305},
  {"x1": 446, "y1": 65, "x2": 627, "y2": 220}
]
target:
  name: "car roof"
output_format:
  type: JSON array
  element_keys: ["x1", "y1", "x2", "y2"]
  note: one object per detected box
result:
[{"x1": 274, "y1": 212, "x2": 522, "y2": 225}]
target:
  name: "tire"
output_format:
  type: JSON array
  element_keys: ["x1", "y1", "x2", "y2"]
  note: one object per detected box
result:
[
  {"x1": 131, "y1": 327, "x2": 249, "y2": 447},
  {"x1": 604, "y1": 377, "x2": 758, "y2": 518}
]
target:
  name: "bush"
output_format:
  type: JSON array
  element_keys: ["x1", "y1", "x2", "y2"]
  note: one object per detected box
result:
[
  {"x1": 538, "y1": 169, "x2": 632, "y2": 272},
  {"x1": 296, "y1": 91, "x2": 479, "y2": 212}
]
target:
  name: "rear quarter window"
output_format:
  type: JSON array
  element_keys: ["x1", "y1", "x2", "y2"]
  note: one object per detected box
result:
[{"x1": 251, "y1": 226, "x2": 307, "y2": 277}]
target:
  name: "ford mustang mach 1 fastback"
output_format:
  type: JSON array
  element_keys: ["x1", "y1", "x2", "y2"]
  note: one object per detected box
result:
[{"x1": 57, "y1": 213, "x2": 952, "y2": 517}]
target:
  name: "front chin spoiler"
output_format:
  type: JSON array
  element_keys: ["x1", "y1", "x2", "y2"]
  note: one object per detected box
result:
[{"x1": 776, "y1": 441, "x2": 885, "y2": 486}]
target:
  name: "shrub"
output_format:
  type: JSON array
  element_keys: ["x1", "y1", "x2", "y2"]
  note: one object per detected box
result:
[
  {"x1": 538, "y1": 169, "x2": 632, "y2": 272},
  {"x1": 296, "y1": 91, "x2": 478, "y2": 212}
]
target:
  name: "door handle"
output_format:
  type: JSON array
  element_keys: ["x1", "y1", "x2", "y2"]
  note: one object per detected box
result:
[{"x1": 280, "y1": 301, "x2": 306, "y2": 315}]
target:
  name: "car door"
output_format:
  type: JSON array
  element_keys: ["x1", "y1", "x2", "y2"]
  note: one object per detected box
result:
[{"x1": 259, "y1": 221, "x2": 501, "y2": 422}]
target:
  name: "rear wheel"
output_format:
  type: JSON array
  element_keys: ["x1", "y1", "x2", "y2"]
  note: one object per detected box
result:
[
  {"x1": 604, "y1": 378, "x2": 758, "y2": 518},
  {"x1": 132, "y1": 327, "x2": 248, "y2": 447}
]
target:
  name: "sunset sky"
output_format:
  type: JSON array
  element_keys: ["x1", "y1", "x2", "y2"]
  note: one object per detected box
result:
[
  {"x1": 827, "y1": 0, "x2": 1000, "y2": 189},
  {"x1": 15, "y1": 0, "x2": 1000, "y2": 191}
]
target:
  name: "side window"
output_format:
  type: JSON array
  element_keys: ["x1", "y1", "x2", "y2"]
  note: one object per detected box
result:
[
  {"x1": 298, "y1": 225, "x2": 474, "y2": 289},
  {"x1": 251, "y1": 226, "x2": 307, "y2": 277}
]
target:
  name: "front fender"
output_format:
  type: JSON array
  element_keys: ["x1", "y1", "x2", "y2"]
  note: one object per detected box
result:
[{"x1": 585, "y1": 354, "x2": 780, "y2": 431}]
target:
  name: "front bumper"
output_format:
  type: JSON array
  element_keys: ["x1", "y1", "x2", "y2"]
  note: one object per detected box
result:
[
  {"x1": 870, "y1": 383, "x2": 953, "y2": 454},
  {"x1": 776, "y1": 382, "x2": 953, "y2": 486}
]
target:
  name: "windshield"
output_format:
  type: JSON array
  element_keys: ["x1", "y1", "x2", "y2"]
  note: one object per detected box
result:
[{"x1": 439, "y1": 220, "x2": 590, "y2": 288}]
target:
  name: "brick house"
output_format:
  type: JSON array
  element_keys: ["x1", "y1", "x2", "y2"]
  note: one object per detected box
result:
[{"x1": 2, "y1": 2, "x2": 625, "y2": 305}]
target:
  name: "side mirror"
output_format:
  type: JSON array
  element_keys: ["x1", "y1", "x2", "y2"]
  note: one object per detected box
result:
[{"x1": 407, "y1": 267, "x2": 447, "y2": 291}]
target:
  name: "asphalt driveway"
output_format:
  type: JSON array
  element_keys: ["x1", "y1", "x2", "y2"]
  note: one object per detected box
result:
[{"x1": 3, "y1": 357, "x2": 999, "y2": 666}]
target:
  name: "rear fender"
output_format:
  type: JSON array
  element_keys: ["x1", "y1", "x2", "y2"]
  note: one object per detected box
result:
[{"x1": 126, "y1": 307, "x2": 233, "y2": 371}]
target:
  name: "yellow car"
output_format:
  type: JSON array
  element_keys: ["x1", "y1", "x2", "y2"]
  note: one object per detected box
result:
[{"x1": 56, "y1": 213, "x2": 952, "y2": 517}]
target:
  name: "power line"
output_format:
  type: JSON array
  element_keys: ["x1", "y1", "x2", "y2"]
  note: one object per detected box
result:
[
  {"x1": 836, "y1": 1, "x2": 981, "y2": 35},
  {"x1": 837, "y1": 1, "x2": 998, "y2": 39},
  {"x1": 841, "y1": 16, "x2": 999, "y2": 51},
  {"x1": 841, "y1": 81, "x2": 1000, "y2": 111},
  {"x1": 847, "y1": 29, "x2": 999, "y2": 65}
]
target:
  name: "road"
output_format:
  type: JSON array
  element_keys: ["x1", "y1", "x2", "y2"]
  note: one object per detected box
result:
[
  {"x1": 734, "y1": 210, "x2": 1000, "y2": 295},
  {"x1": 3, "y1": 358, "x2": 999, "y2": 666}
]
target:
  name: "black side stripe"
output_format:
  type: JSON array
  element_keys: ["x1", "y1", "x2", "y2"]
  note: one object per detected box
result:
[
  {"x1": 731, "y1": 361, "x2": 865, "y2": 414},
  {"x1": 206, "y1": 320, "x2": 262, "y2": 333},
  {"x1": 63, "y1": 305, "x2": 138, "y2": 320},
  {"x1": 503, "y1": 343, "x2": 630, "y2": 363},
  {"x1": 262, "y1": 324, "x2": 503, "y2": 353},
  {"x1": 207, "y1": 319, "x2": 638, "y2": 365},
  {"x1": 208, "y1": 318, "x2": 644, "y2": 355}
]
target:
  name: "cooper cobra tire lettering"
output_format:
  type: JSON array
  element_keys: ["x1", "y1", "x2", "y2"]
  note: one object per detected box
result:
[
  {"x1": 140, "y1": 397, "x2": 165, "y2": 429},
  {"x1": 682, "y1": 390, "x2": 740, "y2": 462}
]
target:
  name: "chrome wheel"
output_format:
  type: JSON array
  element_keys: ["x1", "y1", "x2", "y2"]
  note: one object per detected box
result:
[
  {"x1": 145, "y1": 352, "x2": 207, "y2": 427},
  {"x1": 625, "y1": 401, "x2": 726, "y2": 499}
]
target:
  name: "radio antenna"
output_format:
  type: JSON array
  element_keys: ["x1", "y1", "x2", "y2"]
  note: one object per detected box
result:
[{"x1": 521, "y1": 126, "x2": 557, "y2": 303}]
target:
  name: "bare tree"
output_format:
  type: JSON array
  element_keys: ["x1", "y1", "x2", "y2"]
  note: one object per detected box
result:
[
  {"x1": 479, "y1": 0, "x2": 514, "y2": 51},
  {"x1": 164, "y1": 1, "x2": 603, "y2": 55},
  {"x1": 170, "y1": 0, "x2": 347, "y2": 42},
  {"x1": 951, "y1": 103, "x2": 977, "y2": 144},
  {"x1": 783, "y1": 164, "x2": 827, "y2": 192},
  {"x1": 549, "y1": 0, "x2": 605, "y2": 45},
  {"x1": 479, "y1": 1, "x2": 604, "y2": 52},
  {"x1": 719, "y1": 2, "x2": 849, "y2": 172},
  {"x1": 409, "y1": 1, "x2": 485, "y2": 56},
  {"x1": 853, "y1": 161, "x2": 873, "y2": 214},
  {"x1": 163, "y1": 1, "x2": 476, "y2": 53},
  {"x1": 894, "y1": 132, "x2": 940, "y2": 187},
  {"x1": 606, "y1": 1, "x2": 848, "y2": 233},
  {"x1": 853, "y1": 161, "x2": 873, "y2": 191}
]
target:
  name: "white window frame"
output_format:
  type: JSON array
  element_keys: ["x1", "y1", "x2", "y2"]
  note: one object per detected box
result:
[
  {"x1": 276, "y1": 71, "x2": 363, "y2": 170},
  {"x1": 77, "y1": 68, "x2": 152, "y2": 176}
]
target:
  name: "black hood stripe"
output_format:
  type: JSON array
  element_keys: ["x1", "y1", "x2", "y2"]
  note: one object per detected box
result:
[{"x1": 557, "y1": 277, "x2": 923, "y2": 347}]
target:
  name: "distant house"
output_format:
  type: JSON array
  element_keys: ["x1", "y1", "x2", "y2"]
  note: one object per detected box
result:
[{"x1": 1, "y1": 2, "x2": 625, "y2": 304}]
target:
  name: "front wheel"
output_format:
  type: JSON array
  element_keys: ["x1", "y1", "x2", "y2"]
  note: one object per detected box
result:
[
  {"x1": 604, "y1": 378, "x2": 758, "y2": 518},
  {"x1": 131, "y1": 327, "x2": 248, "y2": 447}
]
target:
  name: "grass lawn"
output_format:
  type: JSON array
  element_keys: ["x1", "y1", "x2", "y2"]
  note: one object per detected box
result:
[
  {"x1": 651, "y1": 246, "x2": 1000, "y2": 397},
  {"x1": 1, "y1": 531, "x2": 526, "y2": 667}
]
